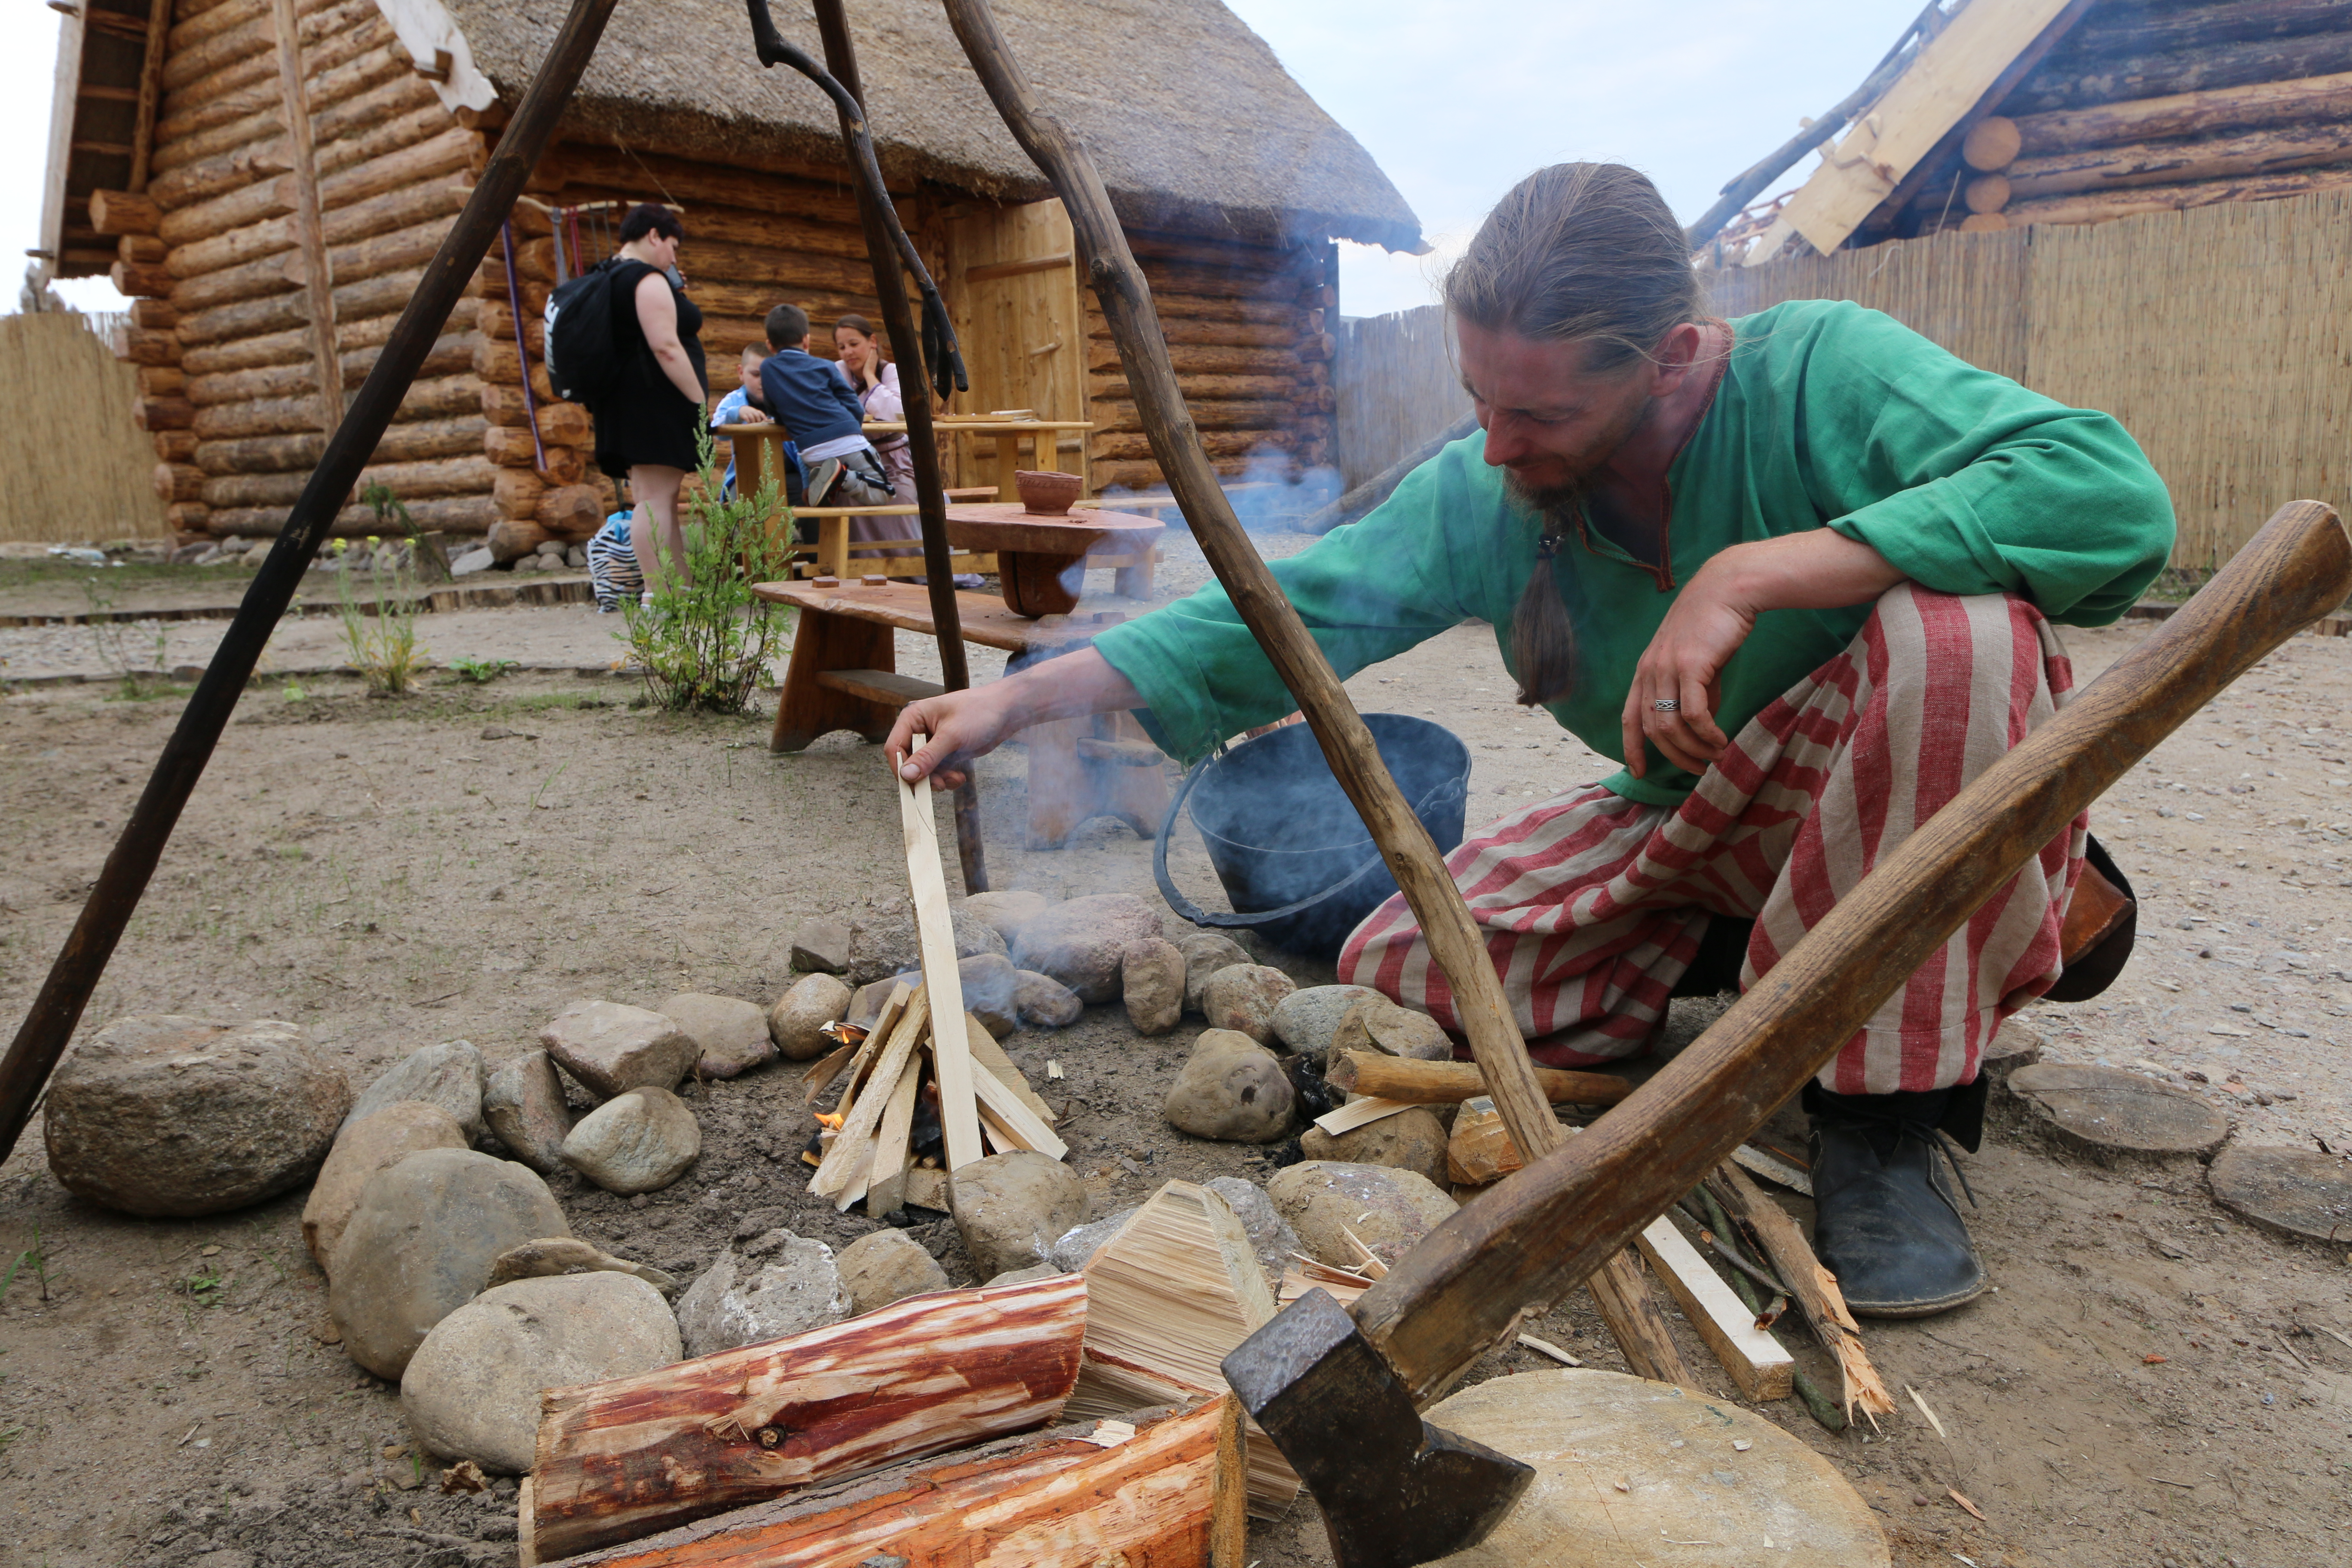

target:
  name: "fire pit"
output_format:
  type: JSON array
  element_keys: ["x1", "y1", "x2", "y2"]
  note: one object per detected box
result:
[{"x1": 943, "y1": 494, "x2": 1165, "y2": 617}]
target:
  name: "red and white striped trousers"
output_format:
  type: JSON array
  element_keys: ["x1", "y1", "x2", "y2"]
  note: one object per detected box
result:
[{"x1": 1338, "y1": 585, "x2": 2089, "y2": 1094}]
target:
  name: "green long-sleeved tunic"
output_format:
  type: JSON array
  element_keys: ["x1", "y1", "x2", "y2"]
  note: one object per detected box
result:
[{"x1": 1093, "y1": 299, "x2": 2177, "y2": 806}]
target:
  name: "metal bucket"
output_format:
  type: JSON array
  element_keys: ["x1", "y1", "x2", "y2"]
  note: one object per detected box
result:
[{"x1": 1153, "y1": 714, "x2": 1472, "y2": 960}]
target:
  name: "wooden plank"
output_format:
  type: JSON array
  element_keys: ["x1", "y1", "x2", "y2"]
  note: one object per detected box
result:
[
  {"x1": 538, "y1": 1397, "x2": 1225, "y2": 1568},
  {"x1": 266, "y1": 0, "x2": 343, "y2": 432},
  {"x1": 526, "y1": 1275, "x2": 1090, "y2": 1562},
  {"x1": 815, "y1": 667, "x2": 944, "y2": 707},
  {"x1": 1312, "y1": 1095, "x2": 1416, "y2": 1136},
  {"x1": 1633, "y1": 1216, "x2": 1794, "y2": 1401},
  {"x1": 971, "y1": 1057, "x2": 1068, "y2": 1158},
  {"x1": 808, "y1": 988, "x2": 928, "y2": 1203},
  {"x1": 898, "y1": 738, "x2": 984, "y2": 1170},
  {"x1": 1750, "y1": 0, "x2": 2077, "y2": 260},
  {"x1": 965, "y1": 1020, "x2": 1057, "y2": 1124},
  {"x1": 130, "y1": 0, "x2": 170, "y2": 192},
  {"x1": 862, "y1": 1050, "x2": 922, "y2": 1218}
]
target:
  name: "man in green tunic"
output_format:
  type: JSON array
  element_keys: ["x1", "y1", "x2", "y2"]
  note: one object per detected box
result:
[{"x1": 891, "y1": 164, "x2": 2175, "y2": 1318}]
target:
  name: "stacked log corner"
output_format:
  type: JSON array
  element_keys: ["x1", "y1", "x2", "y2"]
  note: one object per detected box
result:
[{"x1": 1081, "y1": 234, "x2": 1338, "y2": 495}]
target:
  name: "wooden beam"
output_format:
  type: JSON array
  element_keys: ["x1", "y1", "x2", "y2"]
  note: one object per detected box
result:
[
  {"x1": 1632, "y1": 1216, "x2": 1794, "y2": 1401},
  {"x1": 266, "y1": 0, "x2": 343, "y2": 434},
  {"x1": 130, "y1": 0, "x2": 168, "y2": 192},
  {"x1": 530, "y1": 1396, "x2": 1237, "y2": 1568},
  {"x1": 526, "y1": 1273, "x2": 1089, "y2": 1562},
  {"x1": 1326, "y1": 1050, "x2": 1632, "y2": 1108},
  {"x1": 811, "y1": 986, "x2": 928, "y2": 1205},
  {"x1": 2011, "y1": 66, "x2": 2352, "y2": 155}
]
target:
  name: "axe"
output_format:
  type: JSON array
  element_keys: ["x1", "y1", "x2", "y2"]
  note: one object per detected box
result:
[{"x1": 1222, "y1": 498, "x2": 2352, "y2": 1567}]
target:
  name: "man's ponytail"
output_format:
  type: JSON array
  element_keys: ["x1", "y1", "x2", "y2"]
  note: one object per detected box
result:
[{"x1": 1511, "y1": 524, "x2": 1577, "y2": 706}]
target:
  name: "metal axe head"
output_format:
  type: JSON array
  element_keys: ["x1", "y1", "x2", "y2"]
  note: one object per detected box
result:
[{"x1": 1223, "y1": 1289, "x2": 1532, "y2": 1568}]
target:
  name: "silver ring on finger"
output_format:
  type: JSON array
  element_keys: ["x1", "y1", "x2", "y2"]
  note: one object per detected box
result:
[{"x1": 1653, "y1": 698, "x2": 1681, "y2": 714}]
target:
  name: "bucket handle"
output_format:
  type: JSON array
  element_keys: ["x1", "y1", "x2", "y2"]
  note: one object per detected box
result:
[{"x1": 1152, "y1": 749, "x2": 1468, "y2": 933}]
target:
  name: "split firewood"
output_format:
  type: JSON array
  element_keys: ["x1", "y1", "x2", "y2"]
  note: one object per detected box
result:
[
  {"x1": 525, "y1": 1396, "x2": 1245, "y2": 1568},
  {"x1": 809, "y1": 986, "x2": 928, "y2": 1206},
  {"x1": 1706, "y1": 1162, "x2": 1896, "y2": 1423},
  {"x1": 1064, "y1": 1179, "x2": 1299, "y2": 1511},
  {"x1": 1632, "y1": 1215, "x2": 1794, "y2": 1401},
  {"x1": 1326, "y1": 1049, "x2": 1632, "y2": 1108},
  {"x1": 897, "y1": 734, "x2": 984, "y2": 1169},
  {"x1": 1447, "y1": 1095, "x2": 1524, "y2": 1186},
  {"x1": 1280, "y1": 1254, "x2": 1375, "y2": 1308},
  {"x1": 524, "y1": 1273, "x2": 1087, "y2": 1562}
]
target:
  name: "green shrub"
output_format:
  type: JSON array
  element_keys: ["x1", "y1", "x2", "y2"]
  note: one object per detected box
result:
[{"x1": 617, "y1": 431, "x2": 794, "y2": 714}]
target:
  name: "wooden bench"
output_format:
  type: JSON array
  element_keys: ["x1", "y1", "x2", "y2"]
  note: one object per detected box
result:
[{"x1": 756, "y1": 578, "x2": 1168, "y2": 849}]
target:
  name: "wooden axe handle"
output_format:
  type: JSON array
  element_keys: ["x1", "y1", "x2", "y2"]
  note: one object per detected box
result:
[{"x1": 1356, "y1": 500, "x2": 2352, "y2": 1402}]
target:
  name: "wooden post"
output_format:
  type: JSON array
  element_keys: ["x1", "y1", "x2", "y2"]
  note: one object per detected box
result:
[
  {"x1": 937, "y1": 0, "x2": 1696, "y2": 1395},
  {"x1": 129, "y1": 0, "x2": 169, "y2": 193},
  {"x1": 267, "y1": 0, "x2": 344, "y2": 433}
]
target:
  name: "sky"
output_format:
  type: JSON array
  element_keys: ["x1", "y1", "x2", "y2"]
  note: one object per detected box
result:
[{"x1": 0, "y1": 0, "x2": 1926, "y2": 319}]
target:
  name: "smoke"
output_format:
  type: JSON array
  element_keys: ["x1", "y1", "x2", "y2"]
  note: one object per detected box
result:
[{"x1": 1097, "y1": 444, "x2": 1342, "y2": 536}]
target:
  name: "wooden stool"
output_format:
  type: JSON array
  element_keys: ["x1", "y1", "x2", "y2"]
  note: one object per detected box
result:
[{"x1": 755, "y1": 579, "x2": 1170, "y2": 849}]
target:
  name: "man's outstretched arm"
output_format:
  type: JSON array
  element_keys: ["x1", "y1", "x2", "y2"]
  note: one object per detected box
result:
[{"x1": 888, "y1": 649, "x2": 1140, "y2": 787}]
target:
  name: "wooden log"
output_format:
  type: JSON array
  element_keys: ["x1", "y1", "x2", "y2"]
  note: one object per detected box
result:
[
  {"x1": 193, "y1": 374, "x2": 476, "y2": 441},
  {"x1": 536, "y1": 485, "x2": 608, "y2": 538},
  {"x1": 166, "y1": 502, "x2": 212, "y2": 534},
  {"x1": 2003, "y1": 118, "x2": 2352, "y2": 199},
  {"x1": 1630, "y1": 1216, "x2": 1794, "y2": 1401},
  {"x1": 119, "y1": 234, "x2": 168, "y2": 265},
  {"x1": 319, "y1": 126, "x2": 486, "y2": 213},
  {"x1": 195, "y1": 432, "x2": 322, "y2": 475},
  {"x1": 1328, "y1": 1051, "x2": 1633, "y2": 1110},
  {"x1": 1962, "y1": 115, "x2": 2023, "y2": 172},
  {"x1": 1089, "y1": 398, "x2": 1301, "y2": 433},
  {"x1": 153, "y1": 30, "x2": 410, "y2": 174},
  {"x1": 168, "y1": 0, "x2": 273, "y2": 57},
  {"x1": 135, "y1": 397, "x2": 195, "y2": 433},
  {"x1": 151, "y1": 431, "x2": 198, "y2": 467},
  {"x1": 87, "y1": 189, "x2": 159, "y2": 236},
  {"x1": 1705, "y1": 1164, "x2": 1895, "y2": 1421},
  {"x1": 2006, "y1": 29, "x2": 2352, "y2": 114},
  {"x1": 485, "y1": 427, "x2": 588, "y2": 478},
  {"x1": 1084, "y1": 340, "x2": 1303, "y2": 377},
  {"x1": 2064, "y1": 0, "x2": 2352, "y2": 60},
  {"x1": 128, "y1": 300, "x2": 178, "y2": 332},
  {"x1": 531, "y1": 1397, "x2": 1237, "y2": 1568},
  {"x1": 487, "y1": 517, "x2": 552, "y2": 561},
  {"x1": 476, "y1": 300, "x2": 546, "y2": 355},
  {"x1": 180, "y1": 266, "x2": 429, "y2": 349},
  {"x1": 541, "y1": 145, "x2": 874, "y2": 222},
  {"x1": 1137, "y1": 257, "x2": 1320, "y2": 302},
  {"x1": 1965, "y1": 174, "x2": 2012, "y2": 213},
  {"x1": 1090, "y1": 430, "x2": 1282, "y2": 463},
  {"x1": 2007, "y1": 159, "x2": 2352, "y2": 225},
  {"x1": 352, "y1": 453, "x2": 499, "y2": 500},
  {"x1": 189, "y1": 331, "x2": 474, "y2": 405},
  {"x1": 1446, "y1": 1096, "x2": 1523, "y2": 1185},
  {"x1": 177, "y1": 296, "x2": 476, "y2": 378},
  {"x1": 159, "y1": 0, "x2": 291, "y2": 94},
  {"x1": 169, "y1": 174, "x2": 469, "y2": 281},
  {"x1": 150, "y1": 86, "x2": 447, "y2": 210},
  {"x1": 153, "y1": 463, "x2": 204, "y2": 502},
  {"x1": 157, "y1": 0, "x2": 380, "y2": 115},
  {"x1": 480, "y1": 386, "x2": 595, "y2": 443},
  {"x1": 1959, "y1": 212, "x2": 2010, "y2": 232},
  {"x1": 206, "y1": 492, "x2": 500, "y2": 540},
  {"x1": 2012, "y1": 67, "x2": 2352, "y2": 155},
  {"x1": 689, "y1": 270, "x2": 884, "y2": 321},
  {"x1": 116, "y1": 328, "x2": 182, "y2": 367},
  {"x1": 524, "y1": 1273, "x2": 1087, "y2": 1562}
]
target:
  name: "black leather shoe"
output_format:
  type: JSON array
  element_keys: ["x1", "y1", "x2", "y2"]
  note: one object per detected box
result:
[{"x1": 1806, "y1": 1083, "x2": 1987, "y2": 1319}]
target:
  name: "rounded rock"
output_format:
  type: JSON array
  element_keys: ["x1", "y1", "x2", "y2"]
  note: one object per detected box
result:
[
  {"x1": 660, "y1": 992, "x2": 776, "y2": 1081},
  {"x1": 540, "y1": 1000, "x2": 698, "y2": 1100},
  {"x1": 959, "y1": 952, "x2": 1024, "y2": 1038},
  {"x1": 956, "y1": 890, "x2": 1052, "y2": 943},
  {"x1": 1121, "y1": 939, "x2": 1186, "y2": 1036},
  {"x1": 401, "y1": 1273, "x2": 680, "y2": 1474},
  {"x1": 1163, "y1": 1030, "x2": 1295, "y2": 1143},
  {"x1": 1200, "y1": 965, "x2": 1297, "y2": 1045},
  {"x1": 1271, "y1": 985, "x2": 1385, "y2": 1059},
  {"x1": 44, "y1": 1016, "x2": 351, "y2": 1219},
  {"x1": 1011, "y1": 894, "x2": 1165, "y2": 1003},
  {"x1": 676, "y1": 1231, "x2": 851, "y2": 1357},
  {"x1": 1301, "y1": 1106, "x2": 1451, "y2": 1188},
  {"x1": 343, "y1": 1039, "x2": 486, "y2": 1139},
  {"x1": 1013, "y1": 970, "x2": 1084, "y2": 1028},
  {"x1": 949, "y1": 1151, "x2": 1091, "y2": 1277},
  {"x1": 847, "y1": 906, "x2": 1006, "y2": 986},
  {"x1": 481, "y1": 1050, "x2": 574, "y2": 1175},
  {"x1": 1175, "y1": 931, "x2": 1254, "y2": 1014},
  {"x1": 1267, "y1": 1160, "x2": 1457, "y2": 1270},
  {"x1": 328, "y1": 1148, "x2": 570, "y2": 1379},
  {"x1": 770, "y1": 972, "x2": 855, "y2": 1060},
  {"x1": 302, "y1": 1101, "x2": 469, "y2": 1270},
  {"x1": 836, "y1": 1228, "x2": 950, "y2": 1315},
  {"x1": 561, "y1": 1087, "x2": 701, "y2": 1196}
]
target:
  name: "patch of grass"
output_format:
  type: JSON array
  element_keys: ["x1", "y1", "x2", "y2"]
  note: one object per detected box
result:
[
  {"x1": 2, "y1": 1225, "x2": 49, "y2": 1304},
  {"x1": 447, "y1": 656, "x2": 518, "y2": 685},
  {"x1": 334, "y1": 541, "x2": 428, "y2": 695}
]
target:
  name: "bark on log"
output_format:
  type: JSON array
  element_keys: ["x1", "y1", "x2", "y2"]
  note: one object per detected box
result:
[
  {"x1": 153, "y1": 463, "x2": 204, "y2": 502},
  {"x1": 525, "y1": 1274, "x2": 1087, "y2": 1563},
  {"x1": 533, "y1": 1398, "x2": 1237, "y2": 1568},
  {"x1": 135, "y1": 397, "x2": 195, "y2": 432},
  {"x1": 2012, "y1": 66, "x2": 2352, "y2": 155},
  {"x1": 117, "y1": 328, "x2": 182, "y2": 367},
  {"x1": 153, "y1": 32, "x2": 408, "y2": 173},
  {"x1": 540, "y1": 147, "x2": 875, "y2": 222},
  {"x1": 157, "y1": 0, "x2": 381, "y2": 118},
  {"x1": 536, "y1": 485, "x2": 606, "y2": 538},
  {"x1": 2007, "y1": 157, "x2": 2352, "y2": 224},
  {"x1": 168, "y1": 0, "x2": 272, "y2": 57},
  {"x1": 150, "y1": 80, "x2": 444, "y2": 210},
  {"x1": 2007, "y1": 29, "x2": 2352, "y2": 114},
  {"x1": 319, "y1": 127, "x2": 486, "y2": 214},
  {"x1": 190, "y1": 333, "x2": 473, "y2": 406},
  {"x1": 196, "y1": 431, "x2": 324, "y2": 475},
  {"x1": 88, "y1": 189, "x2": 159, "y2": 236},
  {"x1": 2004, "y1": 117, "x2": 2352, "y2": 199},
  {"x1": 193, "y1": 373, "x2": 476, "y2": 440},
  {"x1": 1085, "y1": 341, "x2": 1302, "y2": 377},
  {"x1": 205, "y1": 493, "x2": 501, "y2": 539},
  {"x1": 1326, "y1": 1050, "x2": 1634, "y2": 1108},
  {"x1": 169, "y1": 175, "x2": 469, "y2": 281},
  {"x1": 181, "y1": 267, "x2": 432, "y2": 349},
  {"x1": 2064, "y1": 0, "x2": 2352, "y2": 61}
]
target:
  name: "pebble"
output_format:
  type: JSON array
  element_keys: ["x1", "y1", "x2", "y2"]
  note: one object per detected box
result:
[
  {"x1": 342, "y1": 1040, "x2": 487, "y2": 1139},
  {"x1": 43, "y1": 1015, "x2": 351, "y2": 1219},
  {"x1": 676, "y1": 1231, "x2": 851, "y2": 1358},
  {"x1": 1302, "y1": 1106, "x2": 1452, "y2": 1188},
  {"x1": 835, "y1": 1228, "x2": 950, "y2": 1315},
  {"x1": 328, "y1": 1148, "x2": 570, "y2": 1379},
  {"x1": 1200, "y1": 965, "x2": 1298, "y2": 1045},
  {"x1": 561, "y1": 1087, "x2": 701, "y2": 1195},
  {"x1": 484, "y1": 1237, "x2": 677, "y2": 1295},
  {"x1": 1163, "y1": 1030, "x2": 1296, "y2": 1143},
  {"x1": 956, "y1": 890, "x2": 1052, "y2": 943},
  {"x1": 1121, "y1": 939, "x2": 1187, "y2": 1036},
  {"x1": 402, "y1": 1274, "x2": 680, "y2": 1474},
  {"x1": 302, "y1": 1101, "x2": 469, "y2": 1270},
  {"x1": 949, "y1": 1151, "x2": 1092, "y2": 1277},
  {"x1": 1013, "y1": 969, "x2": 1084, "y2": 1027},
  {"x1": 1174, "y1": 931, "x2": 1254, "y2": 1014},
  {"x1": 1271, "y1": 985, "x2": 1385, "y2": 1061},
  {"x1": 959, "y1": 952, "x2": 1023, "y2": 1038},
  {"x1": 1267, "y1": 1160, "x2": 1457, "y2": 1269},
  {"x1": 541, "y1": 1001, "x2": 698, "y2": 1099},
  {"x1": 481, "y1": 1050, "x2": 574, "y2": 1175},
  {"x1": 1011, "y1": 893, "x2": 1166, "y2": 1003},
  {"x1": 847, "y1": 906, "x2": 1006, "y2": 986},
  {"x1": 789, "y1": 918, "x2": 852, "y2": 975},
  {"x1": 769, "y1": 972, "x2": 854, "y2": 1061},
  {"x1": 659, "y1": 992, "x2": 776, "y2": 1080}
]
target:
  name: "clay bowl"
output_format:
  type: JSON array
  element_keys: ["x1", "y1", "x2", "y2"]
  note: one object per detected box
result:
[{"x1": 1014, "y1": 469, "x2": 1083, "y2": 515}]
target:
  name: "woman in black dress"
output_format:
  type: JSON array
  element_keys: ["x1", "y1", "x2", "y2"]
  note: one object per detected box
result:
[{"x1": 594, "y1": 204, "x2": 707, "y2": 597}]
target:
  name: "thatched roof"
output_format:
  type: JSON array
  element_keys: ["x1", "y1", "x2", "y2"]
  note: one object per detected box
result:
[{"x1": 445, "y1": 0, "x2": 1424, "y2": 252}]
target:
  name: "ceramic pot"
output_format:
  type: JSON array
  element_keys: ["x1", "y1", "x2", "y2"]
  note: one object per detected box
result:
[{"x1": 1014, "y1": 469, "x2": 1082, "y2": 515}]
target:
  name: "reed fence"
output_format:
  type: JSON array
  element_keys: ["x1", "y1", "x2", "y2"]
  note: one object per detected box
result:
[
  {"x1": 1333, "y1": 305, "x2": 1472, "y2": 489},
  {"x1": 0, "y1": 311, "x2": 168, "y2": 543}
]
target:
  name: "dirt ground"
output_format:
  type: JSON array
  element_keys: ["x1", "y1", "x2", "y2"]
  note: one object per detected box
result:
[{"x1": 2, "y1": 545, "x2": 2349, "y2": 1568}]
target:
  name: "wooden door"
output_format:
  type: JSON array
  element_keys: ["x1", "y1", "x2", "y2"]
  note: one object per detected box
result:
[{"x1": 943, "y1": 199, "x2": 1086, "y2": 490}]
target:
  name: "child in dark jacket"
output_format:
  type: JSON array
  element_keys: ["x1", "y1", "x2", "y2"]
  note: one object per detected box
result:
[{"x1": 758, "y1": 304, "x2": 895, "y2": 507}]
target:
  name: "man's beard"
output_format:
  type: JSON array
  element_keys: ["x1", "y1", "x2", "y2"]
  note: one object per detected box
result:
[{"x1": 1498, "y1": 388, "x2": 1655, "y2": 518}]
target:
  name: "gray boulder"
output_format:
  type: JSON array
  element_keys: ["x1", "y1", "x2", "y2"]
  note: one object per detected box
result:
[
  {"x1": 660, "y1": 992, "x2": 777, "y2": 1080},
  {"x1": 1271, "y1": 985, "x2": 1384, "y2": 1060},
  {"x1": 836, "y1": 1228, "x2": 950, "y2": 1315},
  {"x1": 1268, "y1": 1161, "x2": 1456, "y2": 1271},
  {"x1": 846, "y1": 906, "x2": 1005, "y2": 986},
  {"x1": 1200, "y1": 965, "x2": 1297, "y2": 1045},
  {"x1": 790, "y1": 918, "x2": 852, "y2": 974},
  {"x1": 1013, "y1": 970, "x2": 1083, "y2": 1028},
  {"x1": 769, "y1": 972, "x2": 853, "y2": 1061},
  {"x1": 959, "y1": 952, "x2": 1023, "y2": 1038},
  {"x1": 540, "y1": 1001, "x2": 698, "y2": 1099},
  {"x1": 1301, "y1": 1106, "x2": 1451, "y2": 1188},
  {"x1": 676, "y1": 1231, "x2": 851, "y2": 1357},
  {"x1": 1011, "y1": 894, "x2": 1164, "y2": 1003},
  {"x1": 328, "y1": 1148, "x2": 569, "y2": 1379},
  {"x1": 1048, "y1": 1204, "x2": 1138, "y2": 1273},
  {"x1": 562, "y1": 1087, "x2": 700, "y2": 1195},
  {"x1": 1121, "y1": 939, "x2": 1186, "y2": 1036},
  {"x1": 44, "y1": 1016, "x2": 350, "y2": 1219},
  {"x1": 401, "y1": 1274, "x2": 680, "y2": 1473},
  {"x1": 1174, "y1": 931, "x2": 1254, "y2": 1014},
  {"x1": 302, "y1": 1101, "x2": 469, "y2": 1269},
  {"x1": 950, "y1": 1151, "x2": 1090, "y2": 1277},
  {"x1": 482, "y1": 1050, "x2": 573, "y2": 1175},
  {"x1": 956, "y1": 890, "x2": 1051, "y2": 943},
  {"x1": 343, "y1": 1040, "x2": 486, "y2": 1139},
  {"x1": 1163, "y1": 1030, "x2": 1295, "y2": 1143}
]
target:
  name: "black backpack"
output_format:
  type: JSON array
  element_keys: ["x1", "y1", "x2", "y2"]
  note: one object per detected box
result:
[{"x1": 542, "y1": 258, "x2": 628, "y2": 405}]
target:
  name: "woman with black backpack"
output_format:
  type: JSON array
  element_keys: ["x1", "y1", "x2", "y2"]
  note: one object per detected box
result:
[{"x1": 592, "y1": 204, "x2": 707, "y2": 602}]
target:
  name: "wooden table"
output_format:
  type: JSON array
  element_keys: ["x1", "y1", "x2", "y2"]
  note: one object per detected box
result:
[
  {"x1": 712, "y1": 423, "x2": 999, "y2": 579},
  {"x1": 943, "y1": 502, "x2": 1165, "y2": 609},
  {"x1": 755, "y1": 579, "x2": 1167, "y2": 849},
  {"x1": 866, "y1": 416, "x2": 1095, "y2": 501}
]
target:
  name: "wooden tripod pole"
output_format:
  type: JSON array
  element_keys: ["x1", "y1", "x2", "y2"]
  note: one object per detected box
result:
[{"x1": 938, "y1": 0, "x2": 1694, "y2": 1391}]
